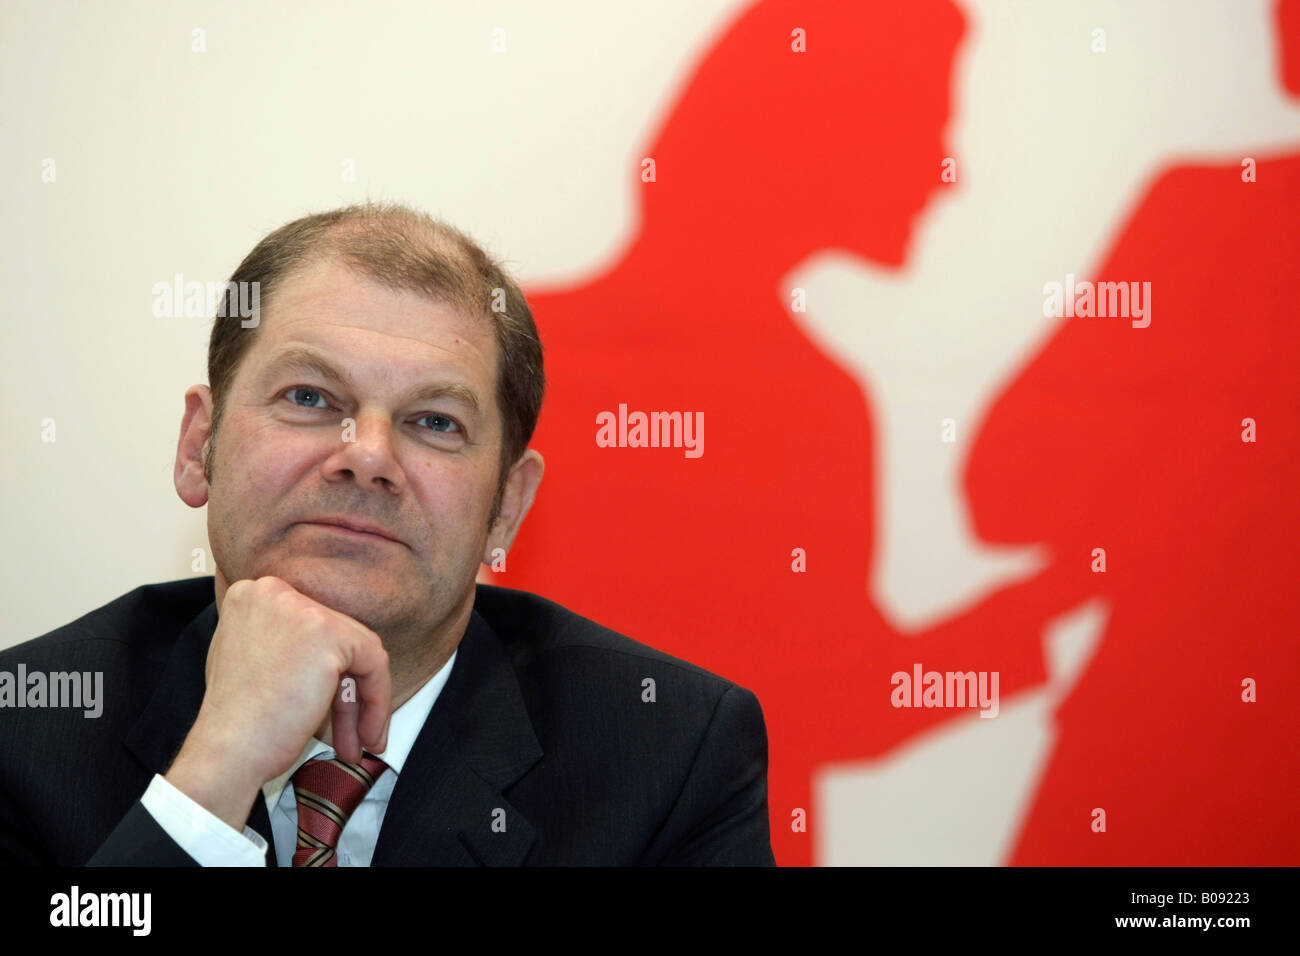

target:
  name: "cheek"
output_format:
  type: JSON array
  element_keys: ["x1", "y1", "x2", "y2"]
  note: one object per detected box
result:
[
  {"x1": 414, "y1": 460, "x2": 491, "y2": 530},
  {"x1": 219, "y1": 428, "x2": 316, "y2": 511},
  {"x1": 256, "y1": 444, "x2": 308, "y2": 489}
]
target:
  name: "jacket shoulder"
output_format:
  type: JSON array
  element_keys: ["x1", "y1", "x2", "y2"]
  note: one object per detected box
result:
[
  {"x1": 472, "y1": 582, "x2": 747, "y2": 694},
  {"x1": 469, "y1": 584, "x2": 773, "y2": 865},
  {"x1": 0, "y1": 576, "x2": 216, "y2": 664}
]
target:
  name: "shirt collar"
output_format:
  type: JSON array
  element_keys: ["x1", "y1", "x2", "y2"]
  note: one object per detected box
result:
[{"x1": 262, "y1": 647, "x2": 457, "y2": 808}]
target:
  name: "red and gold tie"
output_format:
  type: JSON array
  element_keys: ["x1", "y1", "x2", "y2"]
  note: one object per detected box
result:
[{"x1": 290, "y1": 752, "x2": 389, "y2": 867}]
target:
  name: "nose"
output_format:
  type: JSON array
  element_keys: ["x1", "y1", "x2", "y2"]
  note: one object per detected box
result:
[{"x1": 322, "y1": 410, "x2": 406, "y2": 495}]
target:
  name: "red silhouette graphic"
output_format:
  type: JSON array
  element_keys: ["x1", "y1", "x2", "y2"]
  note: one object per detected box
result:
[{"x1": 501, "y1": 0, "x2": 1300, "y2": 865}]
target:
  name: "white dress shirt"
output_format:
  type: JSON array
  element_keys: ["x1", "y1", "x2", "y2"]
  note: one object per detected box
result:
[{"x1": 140, "y1": 649, "x2": 457, "y2": 866}]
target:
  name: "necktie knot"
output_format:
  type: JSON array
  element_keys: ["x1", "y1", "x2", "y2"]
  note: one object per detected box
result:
[{"x1": 291, "y1": 752, "x2": 389, "y2": 867}]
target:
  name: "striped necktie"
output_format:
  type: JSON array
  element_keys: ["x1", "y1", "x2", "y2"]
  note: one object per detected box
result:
[{"x1": 290, "y1": 752, "x2": 389, "y2": 867}]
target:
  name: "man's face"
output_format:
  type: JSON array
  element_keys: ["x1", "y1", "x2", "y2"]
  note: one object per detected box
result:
[{"x1": 197, "y1": 256, "x2": 504, "y2": 640}]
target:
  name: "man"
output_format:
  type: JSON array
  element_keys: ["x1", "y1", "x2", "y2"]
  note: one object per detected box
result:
[{"x1": 0, "y1": 203, "x2": 776, "y2": 866}]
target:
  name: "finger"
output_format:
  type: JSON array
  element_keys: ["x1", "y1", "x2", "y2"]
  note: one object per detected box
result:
[
  {"x1": 331, "y1": 677, "x2": 362, "y2": 764},
  {"x1": 345, "y1": 631, "x2": 392, "y2": 756}
]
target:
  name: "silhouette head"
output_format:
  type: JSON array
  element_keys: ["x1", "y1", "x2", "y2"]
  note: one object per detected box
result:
[{"x1": 641, "y1": 0, "x2": 965, "y2": 267}]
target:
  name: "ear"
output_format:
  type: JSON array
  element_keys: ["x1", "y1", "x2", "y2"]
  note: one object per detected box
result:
[
  {"x1": 483, "y1": 449, "x2": 544, "y2": 563},
  {"x1": 175, "y1": 385, "x2": 214, "y2": 508}
]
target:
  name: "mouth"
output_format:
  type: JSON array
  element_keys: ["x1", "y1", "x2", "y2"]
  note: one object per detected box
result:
[{"x1": 298, "y1": 518, "x2": 405, "y2": 546}]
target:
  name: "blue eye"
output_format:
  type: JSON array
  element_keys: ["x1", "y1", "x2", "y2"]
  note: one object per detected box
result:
[
  {"x1": 287, "y1": 387, "x2": 330, "y2": 409},
  {"x1": 416, "y1": 414, "x2": 460, "y2": 434}
]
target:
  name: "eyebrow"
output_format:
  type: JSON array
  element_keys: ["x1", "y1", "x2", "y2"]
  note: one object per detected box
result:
[{"x1": 259, "y1": 346, "x2": 483, "y2": 416}]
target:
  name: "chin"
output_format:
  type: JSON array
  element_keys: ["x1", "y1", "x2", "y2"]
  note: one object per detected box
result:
[{"x1": 273, "y1": 564, "x2": 384, "y2": 615}]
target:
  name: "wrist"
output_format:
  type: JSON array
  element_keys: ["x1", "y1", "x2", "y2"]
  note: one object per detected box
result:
[{"x1": 164, "y1": 726, "x2": 266, "y2": 832}]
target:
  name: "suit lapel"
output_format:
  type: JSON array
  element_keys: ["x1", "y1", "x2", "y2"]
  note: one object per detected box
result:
[
  {"x1": 124, "y1": 598, "x2": 279, "y2": 866},
  {"x1": 371, "y1": 606, "x2": 543, "y2": 866}
]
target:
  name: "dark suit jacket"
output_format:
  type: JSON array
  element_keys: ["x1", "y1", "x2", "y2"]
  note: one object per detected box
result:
[{"x1": 0, "y1": 576, "x2": 775, "y2": 866}]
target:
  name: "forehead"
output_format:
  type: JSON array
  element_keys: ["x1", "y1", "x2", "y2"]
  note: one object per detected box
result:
[{"x1": 244, "y1": 257, "x2": 497, "y2": 397}]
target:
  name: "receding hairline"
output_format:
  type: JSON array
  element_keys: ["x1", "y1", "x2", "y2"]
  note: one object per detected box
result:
[
  {"x1": 223, "y1": 218, "x2": 499, "y2": 382},
  {"x1": 275, "y1": 213, "x2": 487, "y2": 311},
  {"x1": 256, "y1": 250, "x2": 488, "y2": 326},
  {"x1": 211, "y1": 205, "x2": 513, "y2": 422}
]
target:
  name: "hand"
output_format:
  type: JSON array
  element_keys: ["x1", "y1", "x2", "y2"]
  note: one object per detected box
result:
[{"x1": 164, "y1": 576, "x2": 392, "y2": 831}]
